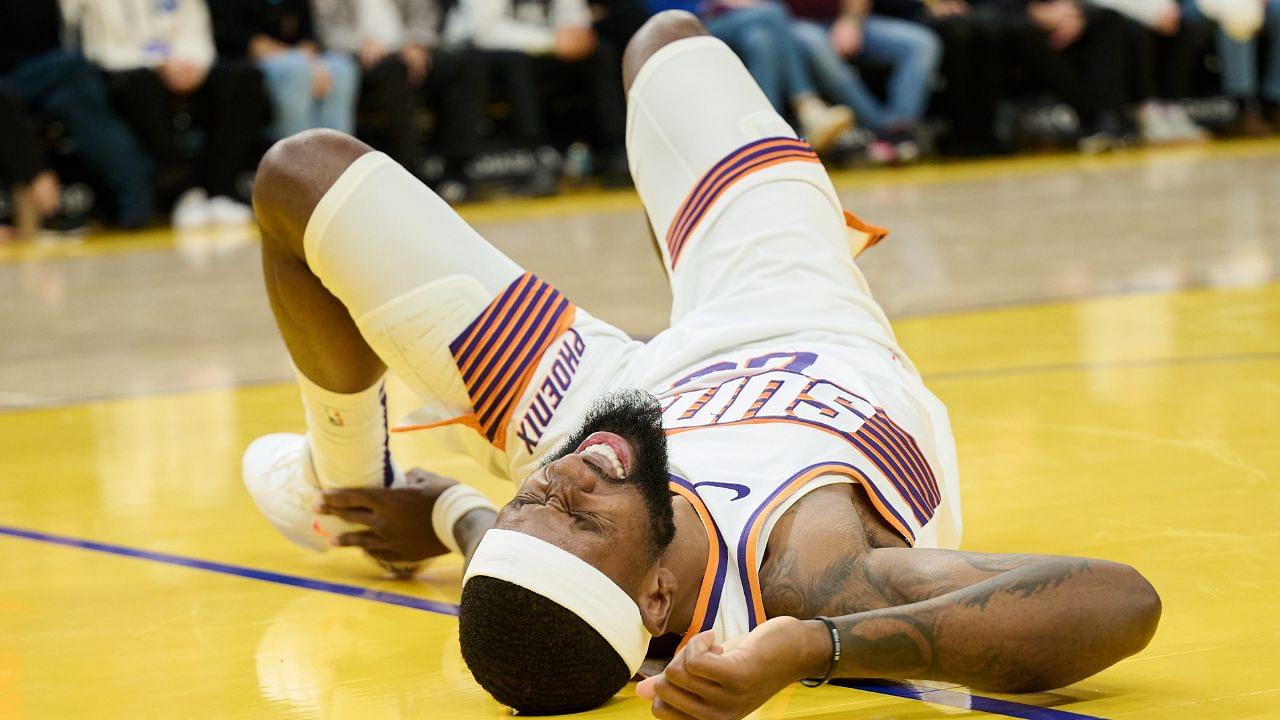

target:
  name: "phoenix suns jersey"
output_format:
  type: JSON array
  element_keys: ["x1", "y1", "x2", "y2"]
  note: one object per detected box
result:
[{"x1": 657, "y1": 343, "x2": 962, "y2": 648}]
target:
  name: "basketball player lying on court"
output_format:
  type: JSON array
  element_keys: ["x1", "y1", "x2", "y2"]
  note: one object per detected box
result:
[{"x1": 242, "y1": 10, "x2": 1161, "y2": 719}]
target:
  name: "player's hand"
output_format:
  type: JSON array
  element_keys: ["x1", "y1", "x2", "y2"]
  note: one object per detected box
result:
[
  {"x1": 316, "y1": 468, "x2": 459, "y2": 564},
  {"x1": 830, "y1": 15, "x2": 864, "y2": 58},
  {"x1": 401, "y1": 44, "x2": 432, "y2": 86},
  {"x1": 555, "y1": 25, "x2": 598, "y2": 62},
  {"x1": 636, "y1": 617, "x2": 830, "y2": 720}
]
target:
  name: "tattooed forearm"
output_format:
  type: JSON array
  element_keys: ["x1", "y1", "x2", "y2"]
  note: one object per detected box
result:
[
  {"x1": 1003, "y1": 558, "x2": 1092, "y2": 598},
  {"x1": 825, "y1": 555, "x2": 1161, "y2": 693}
]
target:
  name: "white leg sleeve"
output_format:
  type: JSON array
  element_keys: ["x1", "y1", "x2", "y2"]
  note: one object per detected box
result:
[{"x1": 300, "y1": 152, "x2": 524, "y2": 422}]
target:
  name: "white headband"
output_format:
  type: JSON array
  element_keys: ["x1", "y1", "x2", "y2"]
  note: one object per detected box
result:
[{"x1": 463, "y1": 529, "x2": 651, "y2": 675}]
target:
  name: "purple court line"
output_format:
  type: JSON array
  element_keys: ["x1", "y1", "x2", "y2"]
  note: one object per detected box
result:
[
  {"x1": 832, "y1": 680, "x2": 1106, "y2": 720},
  {"x1": 0, "y1": 524, "x2": 1104, "y2": 720},
  {"x1": 0, "y1": 524, "x2": 457, "y2": 616}
]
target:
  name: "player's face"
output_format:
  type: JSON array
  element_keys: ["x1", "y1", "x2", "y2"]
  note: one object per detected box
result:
[{"x1": 494, "y1": 390, "x2": 675, "y2": 591}]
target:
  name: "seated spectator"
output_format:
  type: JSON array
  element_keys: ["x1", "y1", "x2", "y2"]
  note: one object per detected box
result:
[
  {"x1": 1094, "y1": 0, "x2": 1207, "y2": 143},
  {"x1": 63, "y1": 0, "x2": 267, "y2": 228},
  {"x1": 973, "y1": 0, "x2": 1130, "y2": 152},
  {"x1": 872, "y1": 0, "x2": 1004, "y2": 155},
  {"x1": 316, "y1": 0, "x2": 486, "y2": 195},
  {"x1": 786, "y1": 0, "x2": 942, "y2": 162},
  {"x1": 0, "y1": 0, "x2": 153, "y2": 228},
  {"x1": 647, "y1": 0, "x2": 855, "y2": 152},
  {"x1": 1184, "y1": 0, "x2": 1280, "y2": 134},
  {"x1": 210, "y1": 0, "x2": 360, "y2": 140},
  {"x1": 445, "y1": 0, "x2": 631, "y2": 184},
  {"x1": 0, "y1": 86, "x2": 61, "y2": 239},
  {"x1": 593, "y1": 0, "x2": 650, "y2": 50}
]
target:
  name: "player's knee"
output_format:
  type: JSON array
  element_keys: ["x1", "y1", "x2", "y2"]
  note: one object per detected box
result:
[
  {"x1": 622, "y1": 11, "x2": 709, "y2": 93},
  {"x1": 253, "y1": 129, "x2": 372, "y2": 256}
]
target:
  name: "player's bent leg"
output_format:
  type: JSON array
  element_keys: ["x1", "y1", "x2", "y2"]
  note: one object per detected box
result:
[
  {"x1": 249, "y1": 130, "x2": 636, "y2": 565},
  {"x1": 249, "y1": 131, "x2": 413, "y2": 566},
  {"x1": 621, "y1": 11, "x2": 894, "y2": 358},
  {"x1": 255, "y1": 130, "x2": 386, "y2": 395},
  {"x1": 249, "y1": 131, "x2": 421, "y2": 566}
]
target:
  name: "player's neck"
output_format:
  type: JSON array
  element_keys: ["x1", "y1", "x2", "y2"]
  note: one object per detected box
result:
[{"x1": 662, "y1": 495, "x2": 710, "y2": 636}]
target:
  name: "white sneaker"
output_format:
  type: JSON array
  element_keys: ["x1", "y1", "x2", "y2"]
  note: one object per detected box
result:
[
  {"x1": 208, "y1": 195, "x2": 254, "y2": 226},
  {"x1": 1138, "y1": 103, "x2": 1178, "y2": 145},
  {"x1": 1165, "y1": 105, "x2": 1210, "y2": 143},
  {"x1": 172, "y1": 188, "x2": 211, "y2": 229},
  {"x1": 798, "y1": 102, "x2": 856, "y2": 154},
  {"x1": 243, "y1": 433, "x2": 332, "y2": 553},
  {"x1": 242, "y1": 433, "x2": 425, "y2": 576}
]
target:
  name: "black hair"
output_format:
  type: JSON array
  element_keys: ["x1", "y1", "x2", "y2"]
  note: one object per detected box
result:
[{"x1": 459, "y1": 576, "x2": 632, "y2": 714}]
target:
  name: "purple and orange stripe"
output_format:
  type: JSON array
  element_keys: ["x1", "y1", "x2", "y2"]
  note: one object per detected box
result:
[
  {"x1": 669, "y1": 474, "x2": 730, "y2": 652},
  {"x1": 737, "y1": 462, "x2": 915, "y2": 629},
  {"x1": 665, "y1": 413, "x2": 940, "y2": 533},
  {"x1": 665, "y1": 137, "x2": 820, "y2": 268},
  {"x1": 449, "y1": 273, "x2": 576, "y2": 449}
]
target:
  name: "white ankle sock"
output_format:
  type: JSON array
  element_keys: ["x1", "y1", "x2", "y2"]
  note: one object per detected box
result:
[{"x1": 295, "y1": 368, "x2": 403, "y2": 489}]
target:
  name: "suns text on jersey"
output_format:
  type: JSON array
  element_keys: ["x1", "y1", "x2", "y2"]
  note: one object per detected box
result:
[{"x1": 660, "y1": 352, "x2": 877, "y2": 435}]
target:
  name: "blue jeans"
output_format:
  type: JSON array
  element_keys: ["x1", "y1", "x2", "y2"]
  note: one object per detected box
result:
[
  {"x1": 258, "y1": 50, "x2": 360, "y2": 139},
  {"x1": 2, "y1": 50, "x2": 154, "y2": 226},
  {"x1": 1184, "y1": 0, "x2": 1280, "y2": 101},
  {"x1": 705, "y1": 3, "x2": 816, "y2": 111},
  {"x1": 791, "y1": 16, "x2": 941, "y2": 133}
]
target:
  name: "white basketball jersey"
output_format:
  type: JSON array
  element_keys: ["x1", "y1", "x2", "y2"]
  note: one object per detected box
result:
[{"x1": 657, "y1": 344, "x2": 962, "y2": 649}]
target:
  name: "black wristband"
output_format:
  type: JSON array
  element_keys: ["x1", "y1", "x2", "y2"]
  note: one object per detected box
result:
[{"x1": 800, "y1": 616, "x2": 841, "y2": 688}]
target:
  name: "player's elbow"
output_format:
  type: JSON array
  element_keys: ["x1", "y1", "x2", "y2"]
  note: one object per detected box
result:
[
  {"x1": 1120, "y1": 563, "x2": 1162, "y2": 653},
  {"x1": 989, "y1": 565, "x2": 1162, "y2": 695}
]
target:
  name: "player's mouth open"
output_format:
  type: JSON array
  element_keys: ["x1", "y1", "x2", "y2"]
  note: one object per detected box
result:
[{"x1": 575, "y1": 432, "x2": 632, "y2": 480}]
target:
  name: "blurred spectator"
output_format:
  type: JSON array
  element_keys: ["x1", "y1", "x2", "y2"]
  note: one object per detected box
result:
[
  {"x1": 0, "y1": 86, "x2": 62, "y2": 239},
  {"x1": 873, "y1": 0, "x2": 1004, "y2": 155},
  {"x1": 1184, "y1": 0, "x2": 1280, "y2": 134},
  {"x1": 647, "y1": 0, "x2": 855, "y2": 152},
  {"x1": 63, "y1": 0, "x2": 267, "y2": 228},
  {"x1": 1093, "y1": 0, "x2": 1207, "y2": 143},
  {"x1": 974, "y1": 0, "x2": 1130, "y2": 152},
  {"x1": 314, "y1": 0, "x2": 486, "y2": 195},
  {"x1": 210, "y1": 0, "x2": 360, "y2": 139},
  {"x1": 592, "y1": 0, "x2": 650, "y2": 50},
  {"x1": 786, "y1": 0, "x2": 942, "y2": 161},
  {"x1": 446, "y1": 0, "x2": 631, "y2": 184},
  {"x1": 0, "y1": 0, "x2": 153, "y2": 228}
]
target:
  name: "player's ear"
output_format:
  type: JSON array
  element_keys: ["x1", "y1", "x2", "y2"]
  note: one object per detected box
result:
[{"x1": 636, "y1": 566, "x2": 676, "y2": 636}]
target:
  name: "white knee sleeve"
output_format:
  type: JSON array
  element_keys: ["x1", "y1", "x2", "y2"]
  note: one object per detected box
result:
[
  {"x1": 625, "y1": 36, "x2": 796, "y2": 247},
  {"x1": 301, "y1": 152, "x2": 523, "y2": 420},
  {"x1": 303, "y1": 152, "x2": 521, "y2": 317}
]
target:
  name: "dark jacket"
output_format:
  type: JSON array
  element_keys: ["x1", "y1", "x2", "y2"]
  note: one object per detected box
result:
[
  {"x1": 208, "y1": 0, "x2": 317, "y2": 57},
  {"x1": 0, "y1": 0, "x2": 64, "y2": 73}
]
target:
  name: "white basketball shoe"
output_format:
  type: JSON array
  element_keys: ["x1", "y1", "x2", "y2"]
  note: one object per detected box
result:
[
  {"x1": 242, "y1": 433, "x2": 423, "y2": 576},
  {"x1": 242, "y1": 433, "x2": 333, "y2": 553}
]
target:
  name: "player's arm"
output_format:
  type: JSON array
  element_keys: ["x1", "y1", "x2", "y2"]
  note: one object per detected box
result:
[
  {"x1": 639, "y1": 549, "x2": 1160, "y2": 720},
  {"x1": 821, "y1": 548, "x2": 1162, "y2": 690}
]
